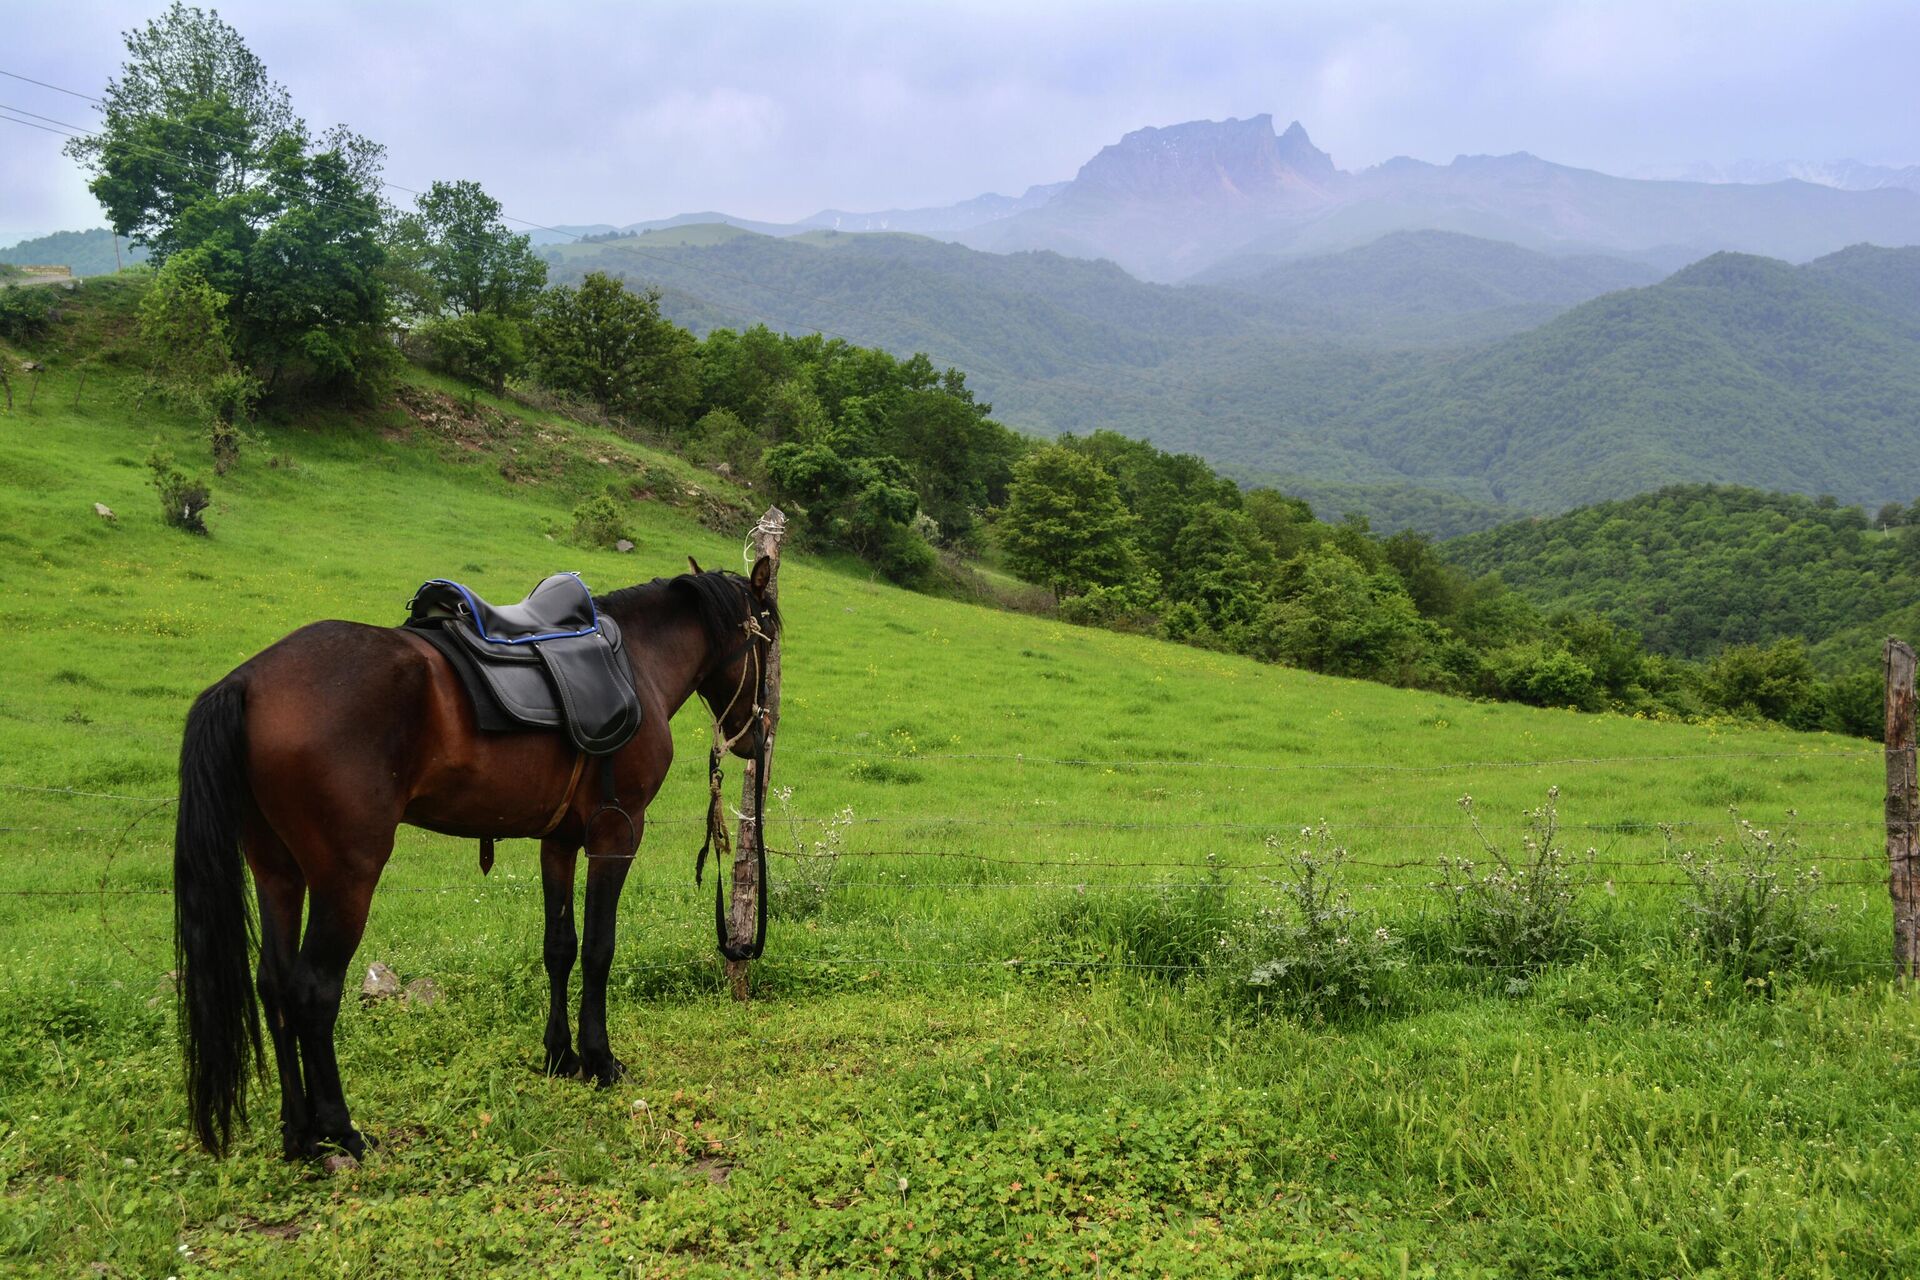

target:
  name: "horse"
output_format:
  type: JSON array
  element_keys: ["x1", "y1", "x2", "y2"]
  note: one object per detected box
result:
[{"x1": 170, "y1": 558, "x2": 779, "y2": 1159}]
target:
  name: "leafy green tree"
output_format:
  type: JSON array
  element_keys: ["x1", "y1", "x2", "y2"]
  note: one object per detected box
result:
[
  {"x1": 527, "y1": 273, "x2": 699, "y2": 428},
  {"x1": 1257, "y1": 550, "x2": 1429, "y2": 682},
  {"x1": 137, "y1": 251, "x2": 230, "y2": 392},
  {"x1": 1704, "y1": 639, "x2": 1820, "y2": 727},
  {"x1": 391, "y1": 180, "x2": 546, "y2": 320},
  {"x1": 66, "y1": 3, "x2": 296, "y2": 260},
  {"x1": 1165, "y1": 505, "x2": 1272, "y2": 635},
  {"x1": 998, "y1": 446, "x2": 1149, "y2": 598},
  {"x1": 417, "y1": 312, "x2": 525, "y2": 396},
  {"x1": 65, "y1": 4, "x2": 391, "y2": 396}
]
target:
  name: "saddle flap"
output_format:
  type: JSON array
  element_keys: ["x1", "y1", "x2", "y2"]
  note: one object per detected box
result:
[{"x1": 537, "y1": 620, "x2": 642, "y2": 754}]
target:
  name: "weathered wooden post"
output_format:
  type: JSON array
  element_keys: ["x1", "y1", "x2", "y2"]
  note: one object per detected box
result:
[
  {"x1": 727, "y1": 506, "x2": 786, "y2": 1000},
  {"x1": 1887, "y1": 637, "x2": 1918, "y2": 981}
]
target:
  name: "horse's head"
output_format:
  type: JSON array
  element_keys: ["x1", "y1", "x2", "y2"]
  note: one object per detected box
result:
[{"x1": 689, "y1": 555, "x2": 780, "y2": 759}]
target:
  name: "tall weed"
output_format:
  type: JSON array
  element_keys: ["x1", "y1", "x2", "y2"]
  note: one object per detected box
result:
[
  {"x1": 1435, "y1": 787, "x2": 1594, "y2": 972},
  {"x1": 1214, "y1": 827, "x2": 1404, "y2": 1022},
  {"x1": 1673, "y1": 811, "x2": 1837, "y2": 984}
]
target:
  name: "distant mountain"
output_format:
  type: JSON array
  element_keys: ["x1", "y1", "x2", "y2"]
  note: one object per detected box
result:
[
  {"x1": 1289, "y1": 246, "x2": 1920, "y2": 513},
  {"x1": 796, "y1": 183, "x2": 1069, "y2": 235},
  {"x1": 1640, "y1": 158, "x2": 1920, "y2": 194},
  {"x1": 958, "y1": 116, "x2": 1920, "y2": 280},
  {"x1": 1195, "y1": 230, "x2": 1661, "y2": 343},
  {"x1": 0, "y1": 229, "x2": 143, "y2": 276},
  {"x1": 1445, "y1": 485, "x2": 1920, "y2": 670}
]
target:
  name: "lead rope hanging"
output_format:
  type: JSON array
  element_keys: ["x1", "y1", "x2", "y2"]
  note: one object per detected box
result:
[{"x1": 698, "y1": 603, "x2": 773, "y2": 961}]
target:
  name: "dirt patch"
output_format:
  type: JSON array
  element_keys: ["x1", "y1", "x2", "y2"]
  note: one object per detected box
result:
[
  {"x1": 241, "y1": 1214, "x2": 307, "y2": 1241},
  {"x1": 689, "y1": 1156, "x2": 733, "y2": 1186}
]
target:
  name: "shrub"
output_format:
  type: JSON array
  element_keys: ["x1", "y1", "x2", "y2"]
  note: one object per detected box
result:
[
  {"x1": 146, "y1": 443, "x2": 211, "y2": 534},
  {"x1": 1673, "y1": 812, "x2": 1837, "y2": 984},
  {"x1": 0, "y1": 287, "x2": 56, "y2": 341},
  {"x1": 569, "y1": 495, "x2": 625, "y2": 548},
  {"x1": 1214, "y1": 828, "x2": 1404, "y2": 1022},
  {"x1": 1435, "y1": 787, "x2": 1594, "y2": 971}
]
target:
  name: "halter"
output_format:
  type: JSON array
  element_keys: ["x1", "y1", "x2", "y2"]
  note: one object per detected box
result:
[{"x1": 695, "y1": 588, "x2": 776, "y2": 961}]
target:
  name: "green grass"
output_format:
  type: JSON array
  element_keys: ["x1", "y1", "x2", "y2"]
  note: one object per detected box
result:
[{"x1": 2, "y1": 281, "x2": 1917, "y2": 1276}]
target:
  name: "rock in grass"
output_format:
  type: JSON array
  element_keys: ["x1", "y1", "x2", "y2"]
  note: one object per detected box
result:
[
  {"x1": 322, "y1": 1154, "x2": 359, "y2": 1175},
  {"x1": 402, "y1": 977, "x2": 442, "y2": 1008},
  {"x1": 360, "y1": 963, "x2": 402, "y2": 1000}
]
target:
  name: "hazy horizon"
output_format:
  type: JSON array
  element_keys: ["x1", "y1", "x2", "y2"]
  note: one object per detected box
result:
[{"x1": 4, "y1": 0, "x2": 1918, "y2": 246}]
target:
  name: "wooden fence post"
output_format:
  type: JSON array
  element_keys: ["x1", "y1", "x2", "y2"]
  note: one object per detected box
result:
[
  {"x1": 727, "y1": 506, "x2": 787, "y2": 1000},
  {"x1": 1887, "y1": 637, "x2": 1918, "y2": 981}
]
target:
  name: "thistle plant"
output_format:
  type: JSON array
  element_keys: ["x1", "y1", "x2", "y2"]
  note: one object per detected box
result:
[{"x1": 1435, "y1": 787, "x2": 1593, "y2": 970}]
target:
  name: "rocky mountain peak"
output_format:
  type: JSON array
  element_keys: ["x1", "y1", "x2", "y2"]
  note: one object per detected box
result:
[{"x1": 1067, "y1": 114, "x2": 1339, "y2": 205}]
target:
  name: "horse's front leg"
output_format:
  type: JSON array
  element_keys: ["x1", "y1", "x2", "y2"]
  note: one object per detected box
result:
[
  {"x1": 539, "y1": 838, "x2": 581, "y2": 1077},
  {"x1": 576, "y1": 824, "x2": 638, "y2": 1087}
]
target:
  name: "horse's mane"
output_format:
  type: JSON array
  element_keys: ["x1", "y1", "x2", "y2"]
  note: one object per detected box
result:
[{"x1": 595, "y1": 569, "x2": 782, "y2": 648}]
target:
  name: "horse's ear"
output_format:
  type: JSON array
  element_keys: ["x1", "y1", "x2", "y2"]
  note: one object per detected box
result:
[
  {"x1": 687, "y1": 556, "x2": 703, "y2": 575},
  {"x1": 749, "y1": 555, "x2": 773, "y2": 594}
]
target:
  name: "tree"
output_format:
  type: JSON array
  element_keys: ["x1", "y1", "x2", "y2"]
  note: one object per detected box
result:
[
  {"x1": 390, "y1": 179, "x2": 546, "y2": 320},
  {"x1": 528, "y1": 273, "x2": 699, "y2": 428},
  {"x1": 66, "y1": 2, "x2": 296, "y2": 258},
  {"x1": 997, "y1": 446, "x2": 1147, "y2": 598},
  {"x1": 65, "y1": 4, "x2": 391, "y2": 396}
]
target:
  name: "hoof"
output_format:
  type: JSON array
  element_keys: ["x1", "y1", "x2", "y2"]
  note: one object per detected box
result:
[
  {"x1": 313, "y1": 1127, "x2": 369, "y2": 1162},
  {"x1": 544, "y1": 1046, "x2": 582, "y2": 1078},
  {"x1": 583, "y1": 1055, "x2": 628, "y2": 1089}
]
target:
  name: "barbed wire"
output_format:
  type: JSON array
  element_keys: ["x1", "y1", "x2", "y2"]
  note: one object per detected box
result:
[
  {"x1": 773, "y1": 746, "x2": 1887, "y2": 773},
  {"x1": 1, "y1": 871, "x2": 1891, "y2": 899},
  {"x1": 5, "y1": 952, "x2": 1915, "y2": 992}
]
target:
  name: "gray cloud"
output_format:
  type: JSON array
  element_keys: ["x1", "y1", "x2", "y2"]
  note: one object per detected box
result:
[{"x1": 5, "y1": 0, "x2": 1917, "y2": 245}]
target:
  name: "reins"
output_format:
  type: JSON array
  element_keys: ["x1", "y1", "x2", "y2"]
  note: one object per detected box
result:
[{"x1": 695, "y1": 596, "x2": 775, "y2": 961}]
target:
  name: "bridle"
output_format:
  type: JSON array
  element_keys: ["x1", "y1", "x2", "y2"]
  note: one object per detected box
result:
[{"x1": 694, "y1": 584, "x2": 776, "y2": 961}]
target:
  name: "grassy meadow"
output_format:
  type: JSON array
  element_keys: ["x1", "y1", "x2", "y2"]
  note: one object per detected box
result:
[{"x1": 2, "y1": 281, "x2": 1917, "y2": 1277}]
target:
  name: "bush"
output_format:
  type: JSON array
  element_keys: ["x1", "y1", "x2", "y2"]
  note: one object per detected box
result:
[
  {"x1": 420, "y1": 312, "x2": 526, "y2": 394},
  {"x1": 569, "y1": 495, "x2": 625, "y2": 548},
  {"x1": 146, "y1": 443, "x2": 211, "y2": 534},
  {"x1": 1214, "y1": 828, "x2": 1404, "y2": 1022},
  {"x1": 1674, "y1": 813, "x2": 1837, "y2": 984},
  {"x1": 0, "y1": 287, "x2": 56, "y2": 341},
  {"x1": 1434, "y1": 788, "x2": 1594, "y2": 971}
]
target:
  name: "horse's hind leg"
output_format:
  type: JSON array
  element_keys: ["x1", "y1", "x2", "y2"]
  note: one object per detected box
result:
[
  {"x1": 285, "y1": 867, "x2": 385, "y2": 1159},
  {"x1": 244, "y1": 819, "x2": 309, "y2": 1159},
  {"x1": 539, "y1": 838, "x2": 581, "y2": 1077}
]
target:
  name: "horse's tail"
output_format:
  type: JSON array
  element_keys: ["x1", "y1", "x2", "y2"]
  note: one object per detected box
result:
[{"x1": 173, "y1": 677, "x2": 262, "y2": 1154}]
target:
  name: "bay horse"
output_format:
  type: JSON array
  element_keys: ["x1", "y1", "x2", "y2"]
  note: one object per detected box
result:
[{"x1": 171, "y1": 558, "x2": 778, "y2": 1159}]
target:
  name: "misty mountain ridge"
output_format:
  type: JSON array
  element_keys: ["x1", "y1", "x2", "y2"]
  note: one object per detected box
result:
[
  {"x1": 535, "y1": 113, "x2": 1920, "y2": 283},
  {"x1": 1637, "y1": 158, "x2": 1920, "y2": 194}
]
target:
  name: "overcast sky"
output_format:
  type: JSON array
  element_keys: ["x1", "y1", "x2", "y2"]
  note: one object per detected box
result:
[{"x1": 4, "y1": 0, "x2": 1917, "y2": 246}]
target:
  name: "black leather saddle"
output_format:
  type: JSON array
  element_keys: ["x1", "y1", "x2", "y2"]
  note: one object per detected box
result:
[{"x1": 404, "y1": 573, "x2": 641, "y2": 755}]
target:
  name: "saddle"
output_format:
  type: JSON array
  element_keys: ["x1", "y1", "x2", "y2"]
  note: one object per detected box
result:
[{"x1": 404, "y1": 573, "x2": 641, "y2": 756}]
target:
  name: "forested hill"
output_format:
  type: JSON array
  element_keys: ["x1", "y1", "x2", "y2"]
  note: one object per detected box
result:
[
  {"x1": 1317, "y1": 247, "x2": 1920, "y2": 513},
  {"x1": 546, "y1": 231, "x2": 1920, "y2": 530},
  {"x1": 1446, "y1": 485, "x2": 1920, "y2": 668}
]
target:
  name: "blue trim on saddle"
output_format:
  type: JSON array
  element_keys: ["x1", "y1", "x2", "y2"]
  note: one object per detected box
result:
[{"x1": 420, "y1": 574, "x2": 601, "y2": 645}]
